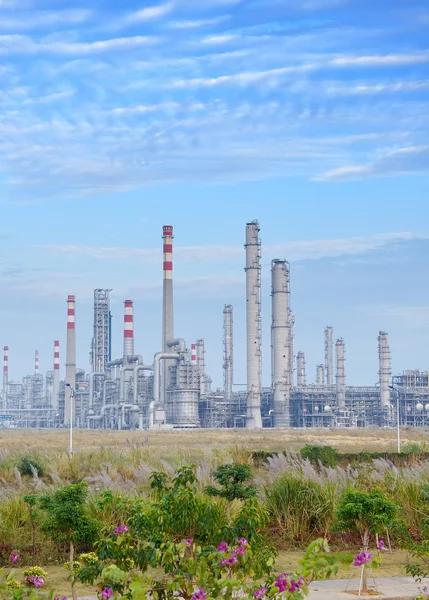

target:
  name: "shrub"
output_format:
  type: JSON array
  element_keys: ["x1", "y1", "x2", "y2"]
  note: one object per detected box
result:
[
  {"x1": 22, "y1": 567, "x2": 48, "y2": 580},
  {"x1": 17, "y1": 457, "x2": 44, "y2": 478},
  {"x1": 206, "y1": 463, "x2": 257, "y2": 501},
  {"x1": 265, "y1": 475, "x2": 336, "y2": 543},
  {"x1": 300, "y1": 445, "x2": 339, "y2": 468}
]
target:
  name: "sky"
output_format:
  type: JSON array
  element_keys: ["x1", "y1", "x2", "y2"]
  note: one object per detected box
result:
[{"x1": 0, "y1": 0, "x2": 428, "y2": 388}]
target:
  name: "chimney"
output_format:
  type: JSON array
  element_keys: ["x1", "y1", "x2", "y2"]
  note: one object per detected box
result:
[
  {"x1": 162, "y1": 225, "x2": 174, "y2": 404},
  {"x1": 191, "y1": 343, "x2": 197, "y2": 365},
  {"x1": 35, "y1": 350, "x2": 39, "y2": 376},
  {"x1": 271, "y1": 260, "x2": 291, "y2": 427},
  {"x1": 325, "y1": 326, "x2": 334, "y2": 385},
  {"x1": 245, "y1": 220, "x2": 262, "y2": 429},
  {"x1": 2, "y1": 346, "x2": 8, "y2": 409},
  {"x1": 52, "y1": 340, "x2": 60, "y2": 412},
  {"x1": 378, "y1": 331, "x2": 391, "y2": 408},
  {"x1": 65, "y1": 295, "x2": 76, "y2": 425},
  {"x1": 123, "y1": 300, "x2": 134, "y2": 359}
]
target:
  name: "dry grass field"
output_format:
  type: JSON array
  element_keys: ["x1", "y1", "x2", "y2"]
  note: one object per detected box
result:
[{"x1": 0, "y1": 426, "x2": 428, "y2": 457}]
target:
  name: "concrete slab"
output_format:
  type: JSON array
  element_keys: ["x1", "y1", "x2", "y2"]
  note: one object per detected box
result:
[{"x1": 308, "y1": 576, "x2": 427, "y2": 599}]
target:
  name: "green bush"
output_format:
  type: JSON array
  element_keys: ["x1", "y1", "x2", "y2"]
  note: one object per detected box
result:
[
  {"x1": 22, "y1": 566, "x2": 48, "y2": 580},
  {"x1": 17, "y1": 457, "x2": 44, "y2": 478},
  {"x1": 300, "y1": 445, "x2": 339, "y2": 468},
  {"x1": 265, "y1": 475, "x2": 336, "y2": 543}
]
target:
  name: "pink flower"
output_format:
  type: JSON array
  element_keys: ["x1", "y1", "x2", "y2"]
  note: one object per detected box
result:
[
  {"x1": 191, "y1": 587, "x2": 207, "y2": 600},
  {"x1": 220, "y1": 558, "x2": 229, "y2": 567},
  {"x1": 217, "y1": 541, "x2": 229, "y2": 552},
  {"x1": 185, "y1": 538, "x2": 194, "y2": 547},
  {"x1": 275, "y1": 573, "x2": 289, "y2": 593},
  {"x1": 254, "y1": 587, "x2": 267, "y2": 598},
  {"x1": 377, "y1": 539, "x2": 387, "y2": 551},
  {"x1": 237, "y1": 537, "x2": 249, "y2": 546},
  {"x1": 113, "y1": 524, "x2": 129, "y2": 535},
  {"x1": 10, "y1": 553, "x2": 19, "y2": 564},
  {"x1": 354, "y1": 552, "x2": 371, "y2": 567},
  {"x1": 236, "y1": 545, "x2": 246, "y2": 555},
  {"x1": 101, "y1": 588, "x2": 114, "y2": 599}
]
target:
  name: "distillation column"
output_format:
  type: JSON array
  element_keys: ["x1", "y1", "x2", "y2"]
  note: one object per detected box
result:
[
  {"x1": 378, "y1": 331, "x2": 391, "y2": 408},
  {"x1": 325, "y1": 326, "x2": 334, "y2": 385},
  {"x1": 245, "y1": 221, "x2": 262, "y2": 429},
  {"x1": 2, "y1": 346, "x2": 8, "y2": 409},
  {"x1": 52, "y1": 341, "x2": 60, "y2": 412},
  {"x1": 297, "y1": 351, "x2": 306, "y2": 387},
  {"x1": 271, "y1": 260, "x2": 291, "y2": 427},
  {"x1": 123, "y1": 300, "x2": 134, "y2": 359},
  {"x1": 223, "y1": 305, "x2": 234, "y2": 401},
  {"x1": 336, "y1": 338, "x2": 346, "y2": 410},
  {"x1": 196, "y1": 339, "x2": 206, "y2": 399},
  {"x1": 316, "y1": 364, "x2": 325, "y2": 385},
  {"x1": 162, "y1": 226, "x2": 174, "y2": 406},
  {"x1": 65, "y1": 295, "x2": 76, "y2": 425},
  {"x1": 35, "y1": 350, "x2": 39, "y2": 376},
  {"x1": 288, "y1": 314, "x2": 295, "y2": 387}
]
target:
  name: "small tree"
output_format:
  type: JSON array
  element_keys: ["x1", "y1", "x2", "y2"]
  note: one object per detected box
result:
[
  {"x1": 336, "y1": 488, "x2": 398, "y2": 593},
  {"x1": 205, "y1": 464, "x2": 257, "y2": 502},
  {"x1": 39, "y1": 482, "x2": 98, "y2": 600},
  {"x1": 22, "y1": 496, "x2": 39, "y2": 567}
]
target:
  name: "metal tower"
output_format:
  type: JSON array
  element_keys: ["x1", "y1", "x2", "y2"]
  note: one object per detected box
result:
[
  {"x1": 91, "y1": 289, "x2": 112, "y2": 373},
  {"x1": 223, "y1": 305, "x2": 234, "y2": 401}
]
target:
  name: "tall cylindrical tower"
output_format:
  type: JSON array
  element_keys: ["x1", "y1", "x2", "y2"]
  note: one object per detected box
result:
[
  {"x1": 162, "y1": 225, "x2": 174, "y2": 405},
  {"x1": 316, "y1": 364, "x2": 325, "y2": 385},
  {"x1": 2, "y1": 346, "x2": 8, "y2": 409},
  {"x1": 336, "y1": 338, "x2": 346, "y2": 409},
  {"x1": 288, "y1": 314, "x2": 295, "y2": 387},
  {"x1": 245, "y1": 220, "x2": 262, "y2": 429},
  {"x1": 325, "y1": 326, "x2": 334, "y2": 385},
  {"x1": 297, "y1": 351, "x2": 306, "y2": 387},
  {"x1": 196, "y1": 339, "x2": 206, "y2": 398},
  {"x1": 65, "y1": 295, "x2": 76, "y2": 425},
  {"x1": 223, "y1": 304, "x2": 234, "y2": 401},
  {"x1": 378, "y1": 331, "x2": 391, "y2": 408},
  {"x1": 35, "y1": 350, "x2": 39, "y2": 376},
  {"x1": 271, "y1": 260, "x2": 291, "y2": 427},
  {"x1": 52, "y1": 340, "x2": 60, "y2": 412},
  {"x1": 123, "y1": 300, "x2": 134, "y2": 359}
]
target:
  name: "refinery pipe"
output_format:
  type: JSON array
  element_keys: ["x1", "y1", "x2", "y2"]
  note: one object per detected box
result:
[{"x1": 153, "y1": 352, "x2": 180, "y2": 406}]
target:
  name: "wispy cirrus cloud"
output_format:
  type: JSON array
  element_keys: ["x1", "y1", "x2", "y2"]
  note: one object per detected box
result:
[
  {"x1": 38, "y1": 232, "x2": 426, "y2": 263},
  {"x1": 123, "y1": 2, "x2": 174, "y2": 24},
  {"x1": 0, "y1": 9, "x2": 92, "y2": 30},
  {"x1": 315, "y1": 145, "x2": 429, "y2": 181}
]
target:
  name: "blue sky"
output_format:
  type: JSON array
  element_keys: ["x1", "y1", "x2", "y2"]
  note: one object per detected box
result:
[{"x1": 0, "y1": 0, "x2": 428, "y2": 388}]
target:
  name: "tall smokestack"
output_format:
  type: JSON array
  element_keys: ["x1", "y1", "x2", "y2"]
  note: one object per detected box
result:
[
  {"x1": 52, "y1": 341, "x2": 60, "y2": 412},
  {"x1": 336, "y1": 338, "x2": 346, "y2": 409},
  {"x1": 65, "y1": 295, "x2": 76, "y2": 425},
  {"x1": 35, "y1": 350, "x2": 39, "y2": 376},
  {"x1": 245, "y1": 220, "x2": 262, "y2": 429},
  {"x1": 325, "y1": 326, "x2": 334, "y2": 385},
  {"x1": 316, "y1": 364, "x2": 325, "y2": 385},
  {"x1": 271, "y1": 260, "x2": 291, "y2": 427},
  {"x1": 288, "y1": 314, "x2": 295, "y2": 387},
  {"x1": 162, "y1": 225, "x2": 174, "y2": 403},
  {"x1": 196, "y1": 339, "x2": 206, "y2": 398},
  {"x1": 2, "y1": 346, "x2": 8, "y2": 409},
  {"x1": 297, "y1": 351, "x2": 306, "y2": 387},
  {"x1": 223, "y1": 305, "x2": 234, "y2": 401},
  {"x1": 378, "y1": 331, "x2": 391, "y2": 408},
  {"x1": 191, "y1": 343, "x2": 197, "y2": 365},
  {"x1": 123, "y1": 300, "x2": 134, "y2": 359}
]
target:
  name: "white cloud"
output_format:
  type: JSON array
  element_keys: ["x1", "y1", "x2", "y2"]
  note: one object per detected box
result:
[
  {"x1": 168, "y1": 16, "x2": 229, "y2": 29},
  {"x1": 38, "y1": 232, "x2": 426, "y2": 263},
  {"x1": 125, "y1": 2, "x2": 173, "y2": 23},
  {"x1": 315, "y1": 146, "x2": 429, "y2": 181},
  {"x1": 0, "y1": 9, "x2": 92, "y2": 30},
  {"x1": 0, "y1": 34, "x2": 160, "y2": 54},
  {"x1": 331, "y1": 53, "x2": 429, "y2": 67}
]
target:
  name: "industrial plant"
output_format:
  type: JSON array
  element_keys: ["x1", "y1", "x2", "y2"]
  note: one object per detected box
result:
[{"x1": 1, "y1": 221, "x2": 428, "y2": 430}]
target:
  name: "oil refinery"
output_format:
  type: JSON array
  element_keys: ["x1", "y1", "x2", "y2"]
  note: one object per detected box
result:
[{"x1": 1, "y1": 221, "x2": 428, "y2": 430}]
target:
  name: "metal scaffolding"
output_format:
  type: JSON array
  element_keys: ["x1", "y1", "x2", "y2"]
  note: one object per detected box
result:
[{"x1": 90, "y1": 289, "x2": 112, "y2": 373}]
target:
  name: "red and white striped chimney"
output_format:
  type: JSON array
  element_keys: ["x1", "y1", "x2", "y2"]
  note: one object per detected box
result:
[
  {"x1": 123, "y1": 300, "x2": 134, "y2": 359},
  {"x1": 52, "y1": 340, "x2": 60, "y2": 411},
  {"x1": 191, "y1": 344, "x2": 197, "y2": 365},
  {"x1": 162, "y1": 226, "x2": 174, "y2": 407},
  {"x1": 35, "y1": 350, "x2": 39, "y2": 376},
  {"x1": 2, "y1": 346, "x2": 8, "y2": 409},
  {"x1": 65, "y1": 295, "x2": 76, "y2": 425}
]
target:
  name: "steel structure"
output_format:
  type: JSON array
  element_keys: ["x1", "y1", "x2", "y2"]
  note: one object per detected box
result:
[
  {"x1": 245, "y1": 221, "x2": 262, "y2": 429},
  {"x1": 297, "y1": 351, "x2": 306, "y2": 387},
  {"x1": 2, "y1": 346, "x2": 8, "y2": 410},
  {"x1": 223, "y1": 305, "x2": 234, "y2": 402},
  {"x1": 90, "y1": 289, "x2": 112, "y2": 373},
  {"x1": 378, "y1": 331, "x2": 391, "y2": 409},
  {"x1": 336, "y1": 338, "x2": 346, "y2": 410},
  {"x1": 65, "y1": 295, "x2": 76, "y2": 425}
]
